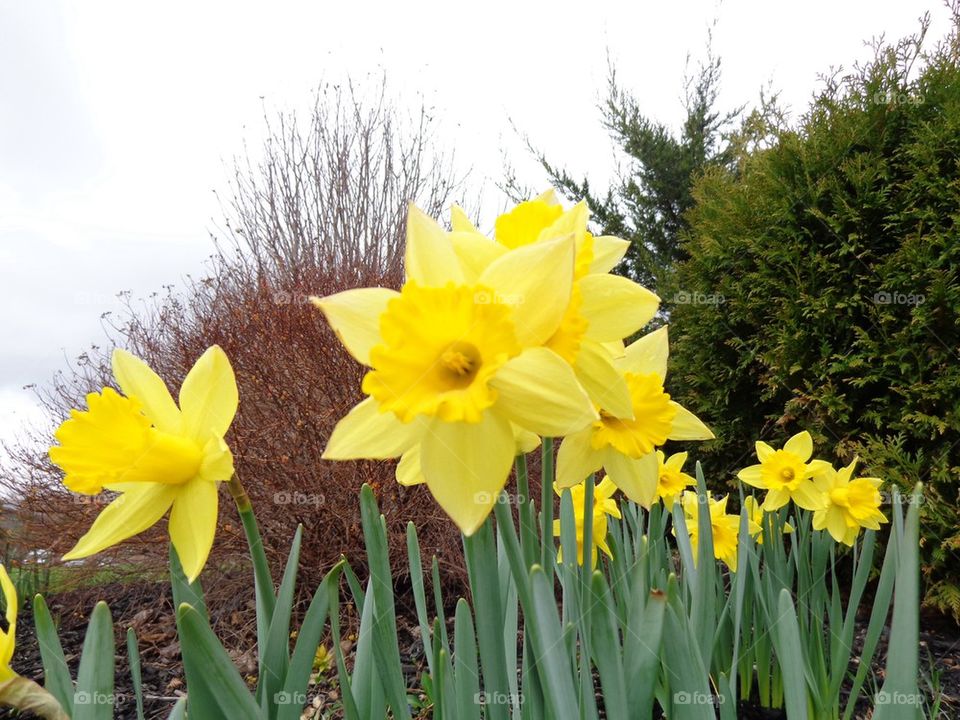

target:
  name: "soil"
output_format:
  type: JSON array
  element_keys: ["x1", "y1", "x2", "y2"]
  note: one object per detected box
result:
[{"x1": 2, "y1": 583, "x2": 959, "y2": 719}]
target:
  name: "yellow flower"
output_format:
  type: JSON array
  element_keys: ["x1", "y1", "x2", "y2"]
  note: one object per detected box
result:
[
  {"x1": 743, "y1": 495, "x2": 793, "y2": 544},
  {"x1": 736, "y1": 431, "x2": 832, "y2": 512},
  {"x1": 451, "y1": 194, "x2": 658, "y2": 420},
  {"x1": 680, "y1": 491, "x2": 748, "y2": 572},
  {"x1": 0, "y1": 566, "x2": 16, "y2": 682},
  {"x1": 552, "y1": 476, "x2": 621, "y2": 567},
  {"x1": 812, "y1": 458, "x2": 887, "y2": 546},
  {"x1": 655, "y1": 450, "x2": 695, "y2": 507},
  {"x1": 49, "y1": 346, "x2": 237, "y2": 582},
  {"x1": 556, "y1": 327, "x2": 714, "y2": 507},
  {"x1": 314, "y1": 205, "x2": 597, "y2": 535}
]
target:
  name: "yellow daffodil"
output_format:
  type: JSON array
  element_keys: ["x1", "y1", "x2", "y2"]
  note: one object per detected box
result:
[
  {"x1": 811, "y1": 458, "x2": 887, "y2": 546},
  {"x1": 743, "y1": 495, "x2": 793, "y2": 544},
  {"x1": 736, "y1": 431, "x2": 832, "y2": 512},
  {"x1": 655, "y1": 450, "x2": 695, "y2": 507},
  {"x1": 450, "y1": 193, "x2": 659, "y2": 419},
  {"x1": 552, "y1": 476, "x2": 621, "y2": 567},
  {"x1": 556, "y1": 326, "x2": 714, "y2": 507},
  {"x1": 680, "y1": 491, "x2": 751, "y2": 572},
  {"x1": 314, "y1": 205, "x2": 597, "y2": 535},
  {"x1": 0, "y1": 564, "x2": 73, "y2": 718},
  {"x1": 49, "y1": 346, "x2": 237, "y2": 582},
  {"x1": 0, "y1": 567, "x2": 15, "y2": 683}
]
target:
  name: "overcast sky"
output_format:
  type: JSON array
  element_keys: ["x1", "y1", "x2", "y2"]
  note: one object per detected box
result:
[{"x1": 0, "y1": 0, "x2": 950, "y2": 452}]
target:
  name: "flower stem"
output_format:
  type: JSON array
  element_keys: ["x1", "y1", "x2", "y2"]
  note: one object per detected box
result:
[
  {"x1": 226, "y1": 475, "x2": 276, "y2": 626},
  {"x1": 540, "y1": 437, "x2": 555, "y2": 570}
]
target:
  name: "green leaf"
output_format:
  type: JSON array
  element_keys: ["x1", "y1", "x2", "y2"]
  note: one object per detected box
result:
[
  {"x1": 166, "y1": 697, "x2": 187, "y2": 720},
  {"x1": 463, "y1": 519, "x2": 511, "y2": 720},
  {"x1": 589, "y1": 571, "x2": 627, "y2": 719},
  {"x1": 359, "y1": 485, "x2": 411, "y2": 719},
  {"x1": 775, "y1": 590, "x2": 809, "y2": 720},
  {"x1": 624, "y1": 588, "x2": 666, "y2": 714},
  {"x1": 126, "y1": 628, "x2": 146, "y2": 720},
  {"x1": 259, "y1": 525, "x2": 303, "y2": 713},
  {"x1": 277, "y1": 562, "x2": 342, "y2": 720},
  {"x1": 73, "y1": 601, "x2": 114, "y2": 720},
  {"x1": 176, "y1": 603, "x2": 261, "y2": 720},
  {"x1": 527, "y1": 566, "x2": 580, "y2": 720},
  {"x1": 32, "y1": 595, "x2": 74, "y2": 715},
  {"x1": 873, "y1": 487, "x2": 923, "y2": 720},
  {"x1": 453, "y1": 599, "x2": 481, "y2": 720}
]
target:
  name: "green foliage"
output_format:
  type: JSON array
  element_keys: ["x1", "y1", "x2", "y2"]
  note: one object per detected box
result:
[
  {"x1": 530, "y1": 36, "x2": 741, "y2": 287},
  {"x1": 666, "y1": 15, "x2": 960, "y2": 616}
]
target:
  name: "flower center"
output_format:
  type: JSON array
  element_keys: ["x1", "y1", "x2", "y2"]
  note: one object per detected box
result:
[
  {"x1": 439, "y1": 343, "x2": 481, "y2": 385},
  {"x1": 590, "y1": 373, "x2": 676, "y2": 458},
  {"x1": 363, "y1": 282, "x2": 521, "y2": 423},
  {"x1": 830, "y1": 487, "x2": 851, "y2": 507},
  {"x1": 780, "y1": 467, "x2": 795, "y2": 482}
]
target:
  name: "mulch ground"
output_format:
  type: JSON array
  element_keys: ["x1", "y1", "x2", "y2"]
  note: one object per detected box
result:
[{"x1": 2, "y1": 581, "x2": 960, "y2": 719}]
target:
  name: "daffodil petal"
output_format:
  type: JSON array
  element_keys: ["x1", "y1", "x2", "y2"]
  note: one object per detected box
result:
[
  {"x1": 761, "y1": 487, "x2": 791, "y2": 512},
  {"x1": 311, "y1": 288, "x2": 397, "y2": 366},
  {"x1": 536, "y1": 188, "x2": 559, "y2": 205},
  {"x1": 537, "y1": 201, "x2": 588, "y2": 245},
  {"x1": 578, "y1": 274, "x2": 660, "y2": 342},
  {"x1": 112, "y1": 349, "x2": 181, "y2": 433},
  {"x1": 198, "y1": 436, "x2": 235, "y2": 483},
  {"x1": 668, "y1": 402, "x2": 715, "y2": 440},
  {"x1": 556, "y1": 427, "x2": 603, "y2": 489},
  {"x1": 396, "y1": 446, "x2": 425, "y2": 486},
  {"x1": 450, "y1": 204, "x2": 479, "y2": 233},
  {"x1": 491, "y1": 348, "x2": 596, "y2": 437},
  {"x1": 450, "y1": 230, "x2": 506, "y2": 282},
  {"x1": 574, "y1": 340, "x2": 633, "y2": 419},
  {"x1": 756, "y1": 441, "x2": 775, "y2": 462},
  {"x1": 590, "y1": 235, "x2": 630, "y2": 274},
  {"x1": 737, "y1": 464, "x2": 764, "y2": 487},
  {"x1": 478, "y1": 236, "x2": 574, "y2": 347},
  {"x1": 791, "y1": 480, "x2": 826, "y2": 511},
  {"x1": 604, "y1": 449, "x2": 658, "y2": 508},
  {"x1": 406, "y1": 204, "x2": 464, "y2": 286},
  {"x1": 620, "y1": 326, "x2": 669, "y2": 378},
  {"x1": 169, "y1": 479, "x2": 219, "y2": 582},
  {"x1": 63, "y1": 483, "x2": 177, "y2": 560},
  {"x1": 179, "y1": 346, "x2": 238, "y2": 442},
  {"x1": 784, "y1": 431, "x2": 813, "y2": 461},
  {"x1": 420, "y1": 411, "x2": 514, "y2": 535},
  {"x1": 323, "y1": 398, "x2": 423, "y2": 460},
  {"x1": 824, "y1": 505, "x2": 849, "y2": 543},
  {"x1": 512, "y1": 425, "x2": 541, "y2": 454}
]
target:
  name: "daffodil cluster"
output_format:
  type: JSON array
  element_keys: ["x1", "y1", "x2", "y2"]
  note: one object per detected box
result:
[
  {"x1": 738, "y1": 431, "x2": 887, "y2": 546},
  {"x1": 314, "y1": 191, "x2": 714, "y2": 534}
]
